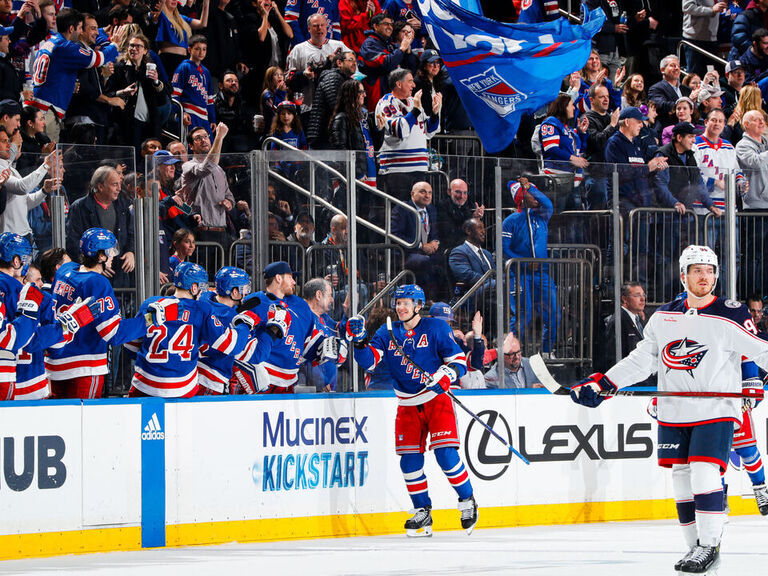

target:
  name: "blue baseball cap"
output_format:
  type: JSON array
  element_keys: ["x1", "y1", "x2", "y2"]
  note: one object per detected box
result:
[
  {"x1": 153, "y1": 150, "x2": 181, "y2": 165},
  {"x1": 263, "y1": 260, "x2": 294, "y2": 279},
  {"x1": 618, "y1": 107, "x2": 644, "y2": 122},
  {"x1": 0, "y1": 26, "x2": 14, "y2": 37},
  {"x1": 429, "y1": 302, "x2": 454, "y2": 323}
]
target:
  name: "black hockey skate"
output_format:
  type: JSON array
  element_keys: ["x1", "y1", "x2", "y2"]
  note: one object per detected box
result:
[
  {"x1": 753, "y1": 483, "x2": 768, "y2": 516},
  {"x1": 458, "y1": 495, "x2": 478, "y2": 535},
  {"x1": 674, "y1": 546, "x2": 696, "y2": 572},
  {"x1": 680, "y1": 542, "x2": 720, "y2": 574},
  {"x1": 405, "y1": 506, "x2": 433, "y2": 537}
]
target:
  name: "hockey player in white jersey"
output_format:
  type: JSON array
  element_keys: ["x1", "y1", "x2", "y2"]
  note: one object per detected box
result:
[{"x1": 572, "y1": 245, "x2": 768, "y2": 574}]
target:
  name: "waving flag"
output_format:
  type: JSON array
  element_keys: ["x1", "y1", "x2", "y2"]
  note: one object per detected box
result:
[{"x1": 418, "y1": 0, "x2": 605, "y2": 153}]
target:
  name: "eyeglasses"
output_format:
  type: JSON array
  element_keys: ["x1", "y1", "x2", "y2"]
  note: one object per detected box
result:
[
  {"x1": 504, "y1": 351, "x2": 522, "y2": 357},
  {"x1": 750, "y1": 308, "x2": 764, "y2": 316},
  {"x1": 192, "y1": 134, "x2": 210, "y2": 142},
  {"x1": 379, "y1": 21, "x2": 393, "y2": 26},
  {"x1": 358, "y1": 90, "x2": 366, "y2": 95}
]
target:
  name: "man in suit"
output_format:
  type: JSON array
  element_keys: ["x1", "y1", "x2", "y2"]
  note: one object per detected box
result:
[
  {"x1": 448, "y1": 218, "x2": 495, "y2": 310},
  {"x1": 484, "y1": 333, "x2": 542, "y2": 389},
  {"x1": 598, "y1": 282, "x2": 647, "y2": 372},
  {"x1": 437, "y1": 178, "x2": 485, "y2": 257},
  {"x1": 648, "y1": 55, "x2": 691, "y2": 127},
  {"x1": 391, "y1": 181, "x2": 445, "y2": 298}
]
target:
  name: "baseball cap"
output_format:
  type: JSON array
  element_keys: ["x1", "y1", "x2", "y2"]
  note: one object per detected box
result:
[
  {"x1": 153, "y1": 150, "x2": 181, "y2": 165},
  {"x1": 0, "y1": 26, "x2": 14, "y2": 37},
  {"x1": 295, "y1": 210, "x2": 314, "y2": 225},
  {"x1": 618, "y1": 107, "x2": 644, "y2": 121},
  {"x1": 672, "y1": 121, "x2": 704, "y2": 136},
  {"x1": 263, "y1": 260, "x2": 294, "y2": 279},
  {"x1": 429, "y1": 302, "x2": 454, "y2": 323},
  {"x1": 697, "y1": 84, "x2": 724, "y2": 104},
  {"x1": 725, "y1": 60, "x2": 743, "y2": 74},
  {"x1": 0, "y1": 99, "x2": 21, "y2": 117},
  {"x1": 421, "y1": 49, "x2": 441, "y2": 63}
]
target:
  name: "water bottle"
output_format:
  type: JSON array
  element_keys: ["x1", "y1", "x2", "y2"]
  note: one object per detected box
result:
[{"x1": 619, "y1": 11, "x2": 627, "y2": 25}]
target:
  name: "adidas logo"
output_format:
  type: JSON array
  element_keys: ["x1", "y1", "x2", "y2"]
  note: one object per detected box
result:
[{"x1": 141, "y1": 412, "x2": 165, "y2": 440}]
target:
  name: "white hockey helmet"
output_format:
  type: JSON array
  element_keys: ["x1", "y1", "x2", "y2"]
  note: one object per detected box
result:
[{"x1": 679, "y1": 245, "x2": 718, "y2": 291}]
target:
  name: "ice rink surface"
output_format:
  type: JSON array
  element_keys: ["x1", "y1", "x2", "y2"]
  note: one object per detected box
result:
[{"x1": 1, "y1": 517, "x2": 765, "y2": 576}]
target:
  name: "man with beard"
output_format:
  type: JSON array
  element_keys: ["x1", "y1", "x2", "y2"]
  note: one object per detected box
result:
[{"x1": 214, "y1": 71, "x2": 259, "y2": 152}]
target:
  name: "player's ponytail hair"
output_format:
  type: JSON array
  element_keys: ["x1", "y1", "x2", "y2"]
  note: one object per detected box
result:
[{"x1": 162, "y1": 2, "x2": 192, "y2": 45}]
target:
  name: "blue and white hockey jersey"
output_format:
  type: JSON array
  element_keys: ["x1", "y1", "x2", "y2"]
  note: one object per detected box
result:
[
  {"x1": 375, "y1": 92, "x2": 439, "y2": 174},
  {"x1": 28, "y1": 34, "x2": 118, "y2": 118},
  {"x1": 605, "y1": 297, "x2": 768, "y2": 426},
  {"x1": 284, "y1": 0, "x2": 341, "y2": 45},
  {"x1": 240, "y1": 290, "x2": 323, "y2": 388},
  {"x1": 47, "y1": 267, "x2": 146, "y2": 380},
  {"x1": 171, "y1": 59, "x2": 216, "y2": 129},
  {"x1": 125, "y1": 296, "x2": 251, "y2": 398},
  {"x1": 355, "y1": 317, "x2": 467, "y2": 406}
]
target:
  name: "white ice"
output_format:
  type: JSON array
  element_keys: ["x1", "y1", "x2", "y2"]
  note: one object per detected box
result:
[{"x1": 1, "y1": 516, "x2": 765, "y2": 575}]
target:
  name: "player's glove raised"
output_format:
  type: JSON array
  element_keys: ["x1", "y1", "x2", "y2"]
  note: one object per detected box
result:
[
  {"x1": 17, "y1": 283, "x2": 45, "y2": 320},
  {"x1": 427, "y1": 365, "x2": 457, "y2": 395},
  {"x1": 145, "y1": 298, "x2": 179, "y2": 326},
  {"x1": 344, "y1": 315, "x2": 367, "y2": 343},
  {"x1": 232, "y1": 309, "x2": 262, "y2": 331},
  {"x1": 570, "y1": 372, "x2": 617, "y2": 408},
  {"x1": 265, "y1": 304, "x2": 291, "y2": 339},
  {"x1": 743, "y1": 377, "x2": 764, "y2": 409},
  {"x1": 58, "y1": 297, "x2": 100, "y2": 335}
]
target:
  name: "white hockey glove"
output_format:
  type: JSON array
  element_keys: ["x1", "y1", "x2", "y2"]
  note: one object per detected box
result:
[
  {"x1": 58, "y1": 297, "x2": 100, "y2": 335},
  {"x1": 265, "y1": 304, "x2": 291, "y2": 339},
  {"x1": 318, "y1": 337, "x2": 348, "y2": 365},
  {"x1": 427, "y1": 365, "x2": 457, "y2": 395},
  {"x1": 742, "y1": 377, "x2": 764, "y2": 410},
  {"x1": 145, "y1": 297, "x2": 179, "y2": 326},
  {"x1": 17, "y1": 283, "x2": 45, "y2": 320}
]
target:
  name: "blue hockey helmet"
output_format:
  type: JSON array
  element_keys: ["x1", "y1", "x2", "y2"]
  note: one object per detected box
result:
[
  {"x1": 0, "y1": 232, "x2": 32, "y2": 267},
  {"x1": 80, "y1": 228, "x2": 119, "y2": 259},
  {"x1": 174, "y1": 261, "x2": 209, "y2": 293},
  {"x1": 392, "y1": 284, "x2": 426, "y2": 308},
  {"x1": 215, "y1": 266, "x2": 251, "y2": 297}
]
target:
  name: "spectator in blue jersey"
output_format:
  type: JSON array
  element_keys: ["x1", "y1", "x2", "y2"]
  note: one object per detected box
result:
[
  {"x1": 168, "y1": 228, "x2": 196, "y2": 275},
  {"x1": 267, "y1": 100, "x2": 307, "y2": 179},
  {"x1": 502, "y1": 177, "x2": 558, "y2": 355},
  {"x1": 172, "y1": 34, "x2": 216, "y2": 136},
  {"x1": 260, "y1": 66, "x2": 288, "y2": 135},
  {"x1": 27, "y1": 8, "x2": 119, "y2": 142},
  {"x1": 153, "y1": 0, "x2": 209, "y2": 80},
  {"x1": 285, "y1": 0, "x2": 340, "y2": 46},
  {"x1": 301, "y1": 277, "x2": 344, "y2": 392},
  {"x1": 66, "y1": 165, "x2": 135, "y2": 287},
  {"x1": 358, "y1": 12, "x2": 412, "y2": 110},
  {"x1": 382, "y1": 0, "x2": 424, "y2": 54}
]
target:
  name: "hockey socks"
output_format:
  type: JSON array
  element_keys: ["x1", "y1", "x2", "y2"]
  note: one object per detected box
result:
[
  {"x1": 736, "y1": 444, "x2": 766, "y2": 486},
  {"x1": 400, "y1": 453, "x2": 431, "y2": 509},
  {"x1": 690, "y1": 462, "x2": 726, "y2": 547},
  {"x1": 434, "y1": 447, "x2": 473, "y2": 501}
]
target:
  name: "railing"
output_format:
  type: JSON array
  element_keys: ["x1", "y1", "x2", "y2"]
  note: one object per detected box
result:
[
  {"x1": 677, "y1": 40, "x2": 727, "y2": 75},
  {"x1": 358, "y1": 270, "x2": 417, "y2": 316},
  {"x1": 164, "y1": 98, "x2": 186, "y2": 143}
]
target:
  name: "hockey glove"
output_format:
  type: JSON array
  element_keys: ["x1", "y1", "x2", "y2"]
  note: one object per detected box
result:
[
  {"x1": 570, "y1": 372, "x2": 617, "y2": 408},
  {"x1": 58, "y1": 297, "x2": 100, "y2": 335},
  {"x1": 146, "y1": 298, "x2": 179, "y2": 326},
  {"x1": 427, "y1": 365, "x2": 457, "y2": 395},
  {"x1": 742, "y1": 377, "x2": 764, "y2": 409},
  {"x1": 318, "y1": 336, "x2": 339, "y2": 364},
  {"x1": 265, "y1": 304, "x2": 291, "y2": 339},
  {"x1": 232, "y1": 310, "x2": 262, "y2": 331},
  {"x1": 17, "y1": 283, "x2": 45, "y2": 320},
  {"x1": 231, "y1": 360, "x2": 270, "y2": 394},
  {"x1": 344, "y1": 315, "x2": 367, "y2": 343}
]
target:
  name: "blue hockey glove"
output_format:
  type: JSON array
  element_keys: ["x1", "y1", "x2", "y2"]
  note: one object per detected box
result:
[
  {"x1": 427, "y1": 365, "x2": 457, "y2": 395},
  {"x1": 344, "y1": 315, "x2": 367, "y2": 343},
  {"x1": 570, "y1": 372, "x2": 617, "y2": 408}
]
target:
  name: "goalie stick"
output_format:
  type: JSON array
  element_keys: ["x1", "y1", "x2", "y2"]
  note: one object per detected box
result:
[
  {"x1": 385, "y1": 317, "x2": 530, "y2": 465},
  {"x1": 529, "y1": 354, "x2": 747, "y2": 398}
]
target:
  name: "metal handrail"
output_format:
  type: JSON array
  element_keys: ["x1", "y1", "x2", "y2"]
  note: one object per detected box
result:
[
  {"x1": 451, "y1": 268, "x2": 495, "y2": 311},
  {"x1": 261, "y1": 137, "x2": 421, "y2": 249},
  {"x1": 677, "y1": 40, "x2": 727, "y2": 76},
  {"x1": 358, "y1": 270, "x2": 416, "y2": 316},
  {"x1": 163, "y1": 98, "x2": 186, "y2": 143}
]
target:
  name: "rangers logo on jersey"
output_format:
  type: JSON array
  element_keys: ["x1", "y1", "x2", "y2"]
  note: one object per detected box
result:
[{"x1": 662, "y1": 338, "x2": 708, "y2": 375}]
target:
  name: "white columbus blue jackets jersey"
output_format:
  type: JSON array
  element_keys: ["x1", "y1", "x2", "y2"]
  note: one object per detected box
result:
[
  {"x1": 47, "y1": 267, "x2": 145, "y2": 380},
  {"x1": 375, "y1": 92, "x2": 439, "y2": 174},
  {"x1": 124, "y1": 296, "x2": 250, "y2": 398},
  {"x1": 240, "y1": 291, "x2": 323, "y2": 388},
  {"x1": 171, "y1": 59, "x2": 216, "y2": 125},
  {"x1": 355, "y1": 317, "x2": 467, "y2": 406},
  {"x1": 29, "y1": 34, "x2": 118, "y2": 118},
  {"x1": 605, "y1": 297, "x2": 768, "y2": 426}
]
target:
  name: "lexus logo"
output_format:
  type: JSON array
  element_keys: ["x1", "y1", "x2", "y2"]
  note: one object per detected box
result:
[{"x1": 464, "y1": 410, "x2": 513, "y2": 481}]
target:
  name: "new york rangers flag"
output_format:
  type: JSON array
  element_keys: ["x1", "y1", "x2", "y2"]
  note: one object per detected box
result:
[{"x1": 418, "y1": 0, "x2": 605, "y2": 153}]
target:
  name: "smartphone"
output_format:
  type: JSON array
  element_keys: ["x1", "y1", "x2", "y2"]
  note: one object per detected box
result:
[
  {"x1": 706, "y1": 64, "x2": 715, "y2": 74},
  {"x1": 405, "y1": 10, "x2": 416, "y2": 19}
]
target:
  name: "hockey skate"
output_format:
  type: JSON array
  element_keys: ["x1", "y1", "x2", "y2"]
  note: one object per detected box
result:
[
  {"x1": 458, "y1": 495, "x2": 478, "y2": 535},
  {"x1": 405, "y1": 506, "x2": 433, "y2": 537},
  {"x1": 674, "y1": 546, "x2": 696, "y2": 572},
  {"x1": 754, "y1": 483, "x2": 768, "y2": 515},
  {"x1": 679, "y1": 542, "x2": 720, "y2": 574}
]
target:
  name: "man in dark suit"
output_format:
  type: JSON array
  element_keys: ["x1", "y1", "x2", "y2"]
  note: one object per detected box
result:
[
  {"x1": 448, "y1": 218, "x2": 495, "y2": 307},
  {"x1": 598, "y1": 282, "x2": 647, "y2": 372},
  {"x1": 648, "y1": 55, "x2": 691, "y2": 127},
  {"x1": 391, "y1": 181, "x2": 445, "y2": 298}
]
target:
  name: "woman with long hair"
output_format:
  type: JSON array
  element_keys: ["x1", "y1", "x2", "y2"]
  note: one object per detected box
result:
[
  {"x1": 661, "y1": 97, "x2": 699, "y2": 145},
  {"x1": 577, "y1": 49, "x2": 624, "y2": 110},
  {"x1": 16, "y1": 106, "x2": 52, "y2": 177},
  {"x1": 261, "y1": 66, "x2": 288, "y2": 130},
  {"x1": 414, "y1": 49, "x2": 444, "y2": 118},
  {"x1": 329, "y1": 79, "x2": 377, "y2": 186},
  {"x1": 169, "y1": 228, "x2": 196, "y2": 274},
  {"x1": 621, "y1": 74, "x2": 646, "y2": 108},
  {"x1": 154, "y1": 0, "x2": 210, "y2": 76}
]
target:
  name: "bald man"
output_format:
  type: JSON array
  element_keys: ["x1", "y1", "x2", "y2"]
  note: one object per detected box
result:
[{"x1": 437, "y1": 178, "x2": 485, "y2": 256}]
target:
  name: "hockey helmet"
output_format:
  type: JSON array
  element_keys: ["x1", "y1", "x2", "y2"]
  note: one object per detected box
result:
[
  {"x1": 277, "y1": 100, "x2": 298, "y2": 115},
  {"x1": 174, "y1": 261, "x2": 209, "y2": 293},
  {"x1": 80, "y1": 228, "x2": 119, "y2": 259},
  {"x1": 0, "y1": 232, "x2": 31, "y2": 268},
  {"x1": 215, "y1": 266, "x2": 251, "y2": 297},
  {"x1": 392, "y1": 284, "x2": 426, "y2": 308},
  {"x1": 679, "y1": 245, "x2": 718, "y2": 291}
]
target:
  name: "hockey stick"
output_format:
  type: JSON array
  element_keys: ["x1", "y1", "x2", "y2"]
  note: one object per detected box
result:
[
  {"x1": 385, "y1": 317, "x2": 530, "y2": 465},
  {"x1": 529, "y1": 354, "x2": 746, "y2": 398}
]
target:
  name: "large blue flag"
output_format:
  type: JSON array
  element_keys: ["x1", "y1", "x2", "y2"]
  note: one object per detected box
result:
[{"x1": 418, "y1": 0, "x2": 605, "y2": 153}]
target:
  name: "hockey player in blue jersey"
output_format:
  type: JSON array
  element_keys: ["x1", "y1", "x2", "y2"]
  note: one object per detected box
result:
[
  {"x1": 48, "y1": 228, "x2": 149, "y2": 398},
  {"x1": 171, "y1": 34, "x2": 216, "y2": 135},
  {"x1": 0, "y1": 232, "x2": 98, "y2": 400},
  {"x1": 284, "y1": 0, "x2": 341, "y2": 45},
  {"x1": 125, "y1": 262, "x2": 278, "y2": 398},
  {"x1": 572, "y1": 245, "x2": 768, "y2": 574},
  {"x1": 28, "y1": 8, "x2": 118, "y2": 121},
  {"x1": 197, "y1": 266, "x2": 291, "y2": 395},
  {"x1": 345, "y1": 284, "x2": 478, "y2": 537}
]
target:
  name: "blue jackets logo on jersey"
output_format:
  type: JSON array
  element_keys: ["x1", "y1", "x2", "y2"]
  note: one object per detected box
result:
[
  {"x1": 460, "y1": 66, "x2": 527, "y2": 117},
  {"x1": 662, "y1": 338, "x2": 708, "y2": 375}
]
